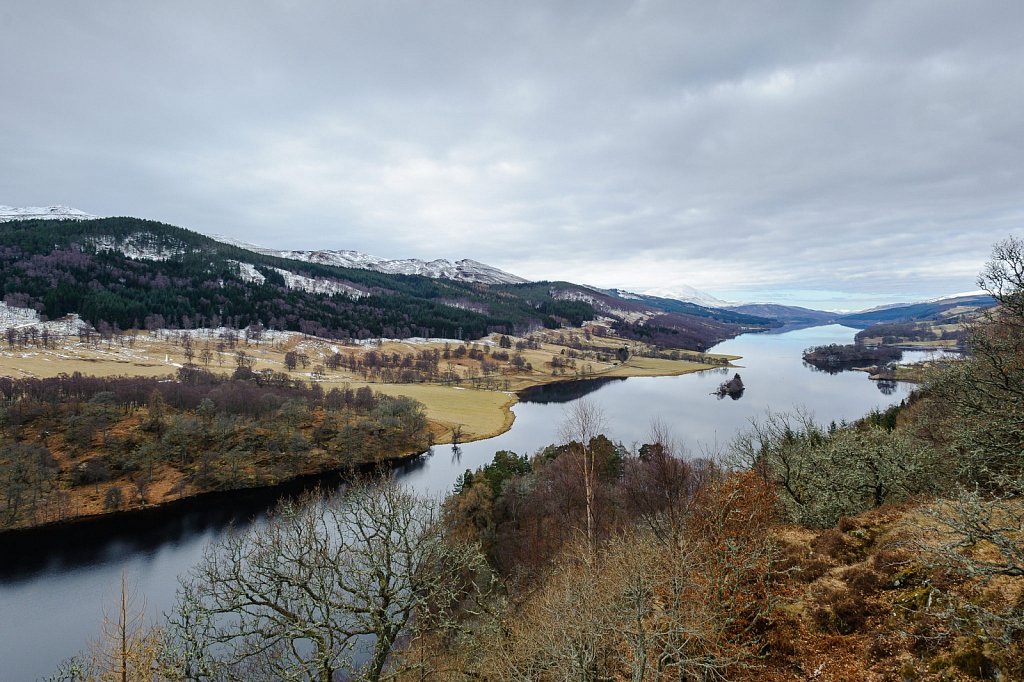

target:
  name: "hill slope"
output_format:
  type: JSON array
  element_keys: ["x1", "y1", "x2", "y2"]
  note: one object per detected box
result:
[
  {"x1": 726, "y1": 303, "x2": 836, "y2": 327},
  {"x1": 837, "y1": 293, "x2": 995, "y2": 327},
  {"x1": 0, "y1": 205, "x2": 99, "y2": 222},
  {"x1": 0, "y1": 217, "x2": 588, "y2": 340},
  {"x1": 0, "y1": 217, "x2": 746, "y2": 350},
  {"x1": 604, "y1": 289, "x2": 775, "y2": 326}
]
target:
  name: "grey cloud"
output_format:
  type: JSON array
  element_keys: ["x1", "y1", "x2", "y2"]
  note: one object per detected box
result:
[{"x1": 2, "y1": 0, "x2": 1021, "y2": 308}]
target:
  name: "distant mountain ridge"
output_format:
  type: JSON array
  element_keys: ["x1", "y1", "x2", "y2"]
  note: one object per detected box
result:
[
  {"x1": 1, "y1": 206, "x2": 526, "y2": 286},
  {"x1": 3, "y1": 207, "x2": 989, "y2": 335},
  {"x1": 725, "y1": 303, "x2": 836, "y2": 327},
  {"x1": 837, "y1": 293, "x2": 996, "y2": 328},
  {"x1": 603, "y1": 289, "x2": 774, "y2": 326},
  {"x1": 635, "y1": 284, "x2": 730, "y2": 308},
  {"x1": 213, "y1": 236, "x2": 529, "y2": 286}
]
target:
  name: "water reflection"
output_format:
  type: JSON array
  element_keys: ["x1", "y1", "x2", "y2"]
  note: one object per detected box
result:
[
  {"x1": 876, "y1": 379, "x2": 899, "y2": 395},
  {"x1": 802, "y1": 360, "x2": 858, "y2": 375},
  {"x1": 0, "y1": 472, "x2": 358, "y2": 582},
  {"x1": 714, "y1": 373, "x2": 745, "y2": 400},
  {"x1": 517, "y1": 376, "x2": 626, "y2": 403}
]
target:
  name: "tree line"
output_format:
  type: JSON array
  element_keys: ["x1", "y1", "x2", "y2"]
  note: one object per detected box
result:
[
  {"x1": 0, "y1": 367, "x2": 430, "y2": 530},
  {"x1": 801, "y1": 342, "x2": 903, "y2": 372}
]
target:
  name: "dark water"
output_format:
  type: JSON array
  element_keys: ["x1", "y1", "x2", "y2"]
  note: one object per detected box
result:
[{"x1": 0, "y1": 325, "x2": 921, "y2": 679}]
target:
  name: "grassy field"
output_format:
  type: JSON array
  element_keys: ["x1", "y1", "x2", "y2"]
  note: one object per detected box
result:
[
  {"x1": 602, "y1": 355, "x2": 734, "y2": 377},
  {"x1": 0, "y1": 326, "x2": 735, "y2": 443},
  {"x1": 343, "y1": 381, "x2": 517, "y2": 444}
]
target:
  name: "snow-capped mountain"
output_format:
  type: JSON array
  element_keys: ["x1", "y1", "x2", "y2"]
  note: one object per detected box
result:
[
  {"x1": 0, "y1": 205, "x2": 99, "y2": 222},
  {"x1": 635, "y1": 284, "x2": 731, "y2": 308},
  {"x1": 214, "y1": 236, "x2": 529, "y2": 285}
]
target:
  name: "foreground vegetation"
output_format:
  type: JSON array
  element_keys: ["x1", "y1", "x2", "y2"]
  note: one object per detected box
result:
[{"x1": 46, "y1": 239, "x2": 1024, "y2": 680}]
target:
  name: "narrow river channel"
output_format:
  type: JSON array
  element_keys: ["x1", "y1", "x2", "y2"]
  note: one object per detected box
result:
[{"x1": 0, "y1": 324, "x2": 936, "y2": 679}]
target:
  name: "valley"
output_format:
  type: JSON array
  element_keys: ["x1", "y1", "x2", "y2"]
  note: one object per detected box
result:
[
  {"x1": 5, "y1": 3, "x2": 1023, "y2": 678},
  {"x1": 0, "y1": 212, "x2": 1015, "y2": 682}
]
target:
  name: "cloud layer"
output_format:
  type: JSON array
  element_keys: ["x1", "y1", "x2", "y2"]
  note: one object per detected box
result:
[{"x1": 3, "y1": 1, "x2": 1021, "y2": 308}]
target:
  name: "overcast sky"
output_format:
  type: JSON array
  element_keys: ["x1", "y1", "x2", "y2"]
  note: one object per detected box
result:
[{"x1": 2, "y1": 1, "x2": 1022, "y2": 310}]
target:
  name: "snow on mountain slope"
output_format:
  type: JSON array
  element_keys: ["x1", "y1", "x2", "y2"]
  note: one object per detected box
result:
[
  {"x1": 225, "y1": 260, "x2": 367, "y2": 298},
  {"x1": 271, "y1": 267, "x2": 368, "y2": 298},
  {"x1": 89, "y1": 234, "x2": 187, "y2": 261},
  {"x1": 636, "y1": 284, "x2": 730, "y2": 308},
  {"x1": 553, "y1": 285, "x2": 654, "y2": 324},
  {"x1": 0, "y1": 205, "x2": 99, "y2": 222},
  {"x1": 230, "y1": 261, "x2": 266, "y2": 285},
  {"x1": 214, "y1": 236, "x2": 528, "y2": 285}
]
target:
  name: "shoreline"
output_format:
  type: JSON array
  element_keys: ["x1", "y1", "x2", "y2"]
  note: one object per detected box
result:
[
  {"x1": 437, "y1": 353, "x2": 735, "y2": 440},
  {"x1": 0, "y1": 448, "x2": 427, "y2": 558}
]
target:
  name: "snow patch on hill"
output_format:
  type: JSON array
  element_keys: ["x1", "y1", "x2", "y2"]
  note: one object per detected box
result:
[
  {"x1": 0, "y1": 302, "x2": 41, "y2": 328},
  {"x1": 230, "y1": 261, "x2": 266, "y2": 285},
  {"x1": 552, "y1": 287, "x2": 652, "y2": 324},
  {"x1": 272, "y1": 268, "x2": 367, "y2": 298},
  {"x1": 0, "y1": 302, "x2": 91, "y2": 335},
  {"x1": 0, "y1": 205, "x2": 100, "y2": 222},
  {"x1": 89, "y1": 234, "x2": 187, "y2": 261}
]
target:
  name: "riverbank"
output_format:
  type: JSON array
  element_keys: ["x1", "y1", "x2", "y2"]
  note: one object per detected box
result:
[
  {"x1": 0, "y1": 447, "x2": 426, "y2": 575},
  {"x1": 366, "y1": 352, "x2": 733, "y2": 444}
]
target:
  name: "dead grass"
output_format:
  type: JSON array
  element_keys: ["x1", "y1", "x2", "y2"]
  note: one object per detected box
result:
[
  {"x1": 602, "y1": 356, "x2": 715, "y2": 377},
  {"x1": 752, "y1": 499, "x2": 1023, "y2": 682},
  {"x1": 342, "y1": 382, "x2": 517, "y2": 443}
]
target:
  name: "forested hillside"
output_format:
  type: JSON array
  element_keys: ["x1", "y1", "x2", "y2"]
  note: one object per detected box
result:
[
  {"x1": 838, "y1": 294, "x2": 995, "y2": 328},
  {"x1": 0, "y1": 217, "x2": 747, "y2": 349},
  {"x1": 0, "y1": 217, "x2": 592, "y2": 339}
]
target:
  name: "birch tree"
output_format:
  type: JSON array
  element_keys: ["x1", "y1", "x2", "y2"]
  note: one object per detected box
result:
[{"x1": 558, "y1": 399, "x2": 607, "y2": 552}]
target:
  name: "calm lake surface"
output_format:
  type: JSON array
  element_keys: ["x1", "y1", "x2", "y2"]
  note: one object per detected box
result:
[{"x1": 0, "y1": 324, "x2": 932, "y2": 680}]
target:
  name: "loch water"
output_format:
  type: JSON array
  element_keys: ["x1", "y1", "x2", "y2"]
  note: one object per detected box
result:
[{"x1": 0, "y1": 324, "x2": 937, "y2": 679}]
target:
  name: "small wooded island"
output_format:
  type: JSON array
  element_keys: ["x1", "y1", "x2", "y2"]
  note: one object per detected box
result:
[
  {"x1": 716, "y1": 372, "x2": 745, "y2": 399},
  {"x1": 802, "y1": 342, "x2": 903, "y2": 372}
]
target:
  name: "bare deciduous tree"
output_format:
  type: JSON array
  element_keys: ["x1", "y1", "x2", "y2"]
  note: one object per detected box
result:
[
  {"x1": 164, "y1": 480, "x2": 492, "y2": 682},
  {"x1": 475, "y1": 473, "x2": 778, "y2": 682}
]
